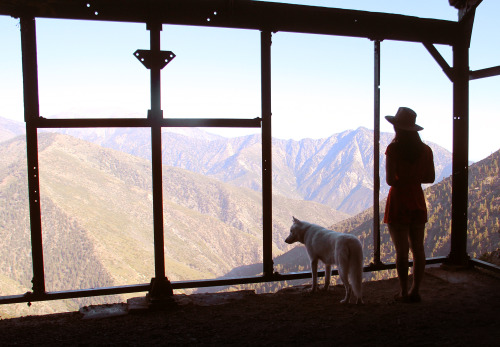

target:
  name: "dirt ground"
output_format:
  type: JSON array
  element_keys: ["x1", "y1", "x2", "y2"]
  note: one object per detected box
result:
[{"x1": 1, "y1": 266, "x2": 499, "y2": 346}]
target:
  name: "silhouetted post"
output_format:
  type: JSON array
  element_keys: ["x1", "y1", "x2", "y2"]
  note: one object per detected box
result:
[
  {"x1": 372, "y1": 40, "x2": 382, "y2": 267},
  {"x1": 135, "y1": 21, "x2": 175, "y2": 302},
  {"x1": 261, "y1": 31, "x2": 273, "y2": 278},
  {"x1": 448, "y1": 17, "x2": 470, "y2": 267},
  {"x1": 20, "y1": 16, "x2": 46, "y2": 296}
]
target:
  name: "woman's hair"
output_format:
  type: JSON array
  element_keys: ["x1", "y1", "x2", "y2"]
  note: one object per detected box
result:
[{"x1": 391, "y1": 128, "x2": 424, "y2": 162}]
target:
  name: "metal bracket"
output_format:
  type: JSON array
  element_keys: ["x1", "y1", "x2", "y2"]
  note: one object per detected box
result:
[
  {"x1": 134, "y1": 49, "x2": 175, "y2": 70},
  {"x1": 147, "y1": 277, "x2": 175, "y2": 308}
]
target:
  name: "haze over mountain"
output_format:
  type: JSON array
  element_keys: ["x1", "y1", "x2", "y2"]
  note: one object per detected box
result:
[{"x1": 0, "y1": 117, "x2": 24, "y2": 143}]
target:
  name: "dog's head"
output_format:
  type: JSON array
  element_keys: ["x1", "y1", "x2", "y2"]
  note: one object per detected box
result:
[{"x1": 285, "y1": 216, "x2": 303, "y2": 244}]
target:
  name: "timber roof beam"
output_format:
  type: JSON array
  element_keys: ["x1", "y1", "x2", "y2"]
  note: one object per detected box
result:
[{"x1": 0, "y1": 0, "x2": 459, "y2": 45}]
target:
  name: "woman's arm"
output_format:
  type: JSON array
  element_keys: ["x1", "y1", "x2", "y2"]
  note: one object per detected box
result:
[
  {"x1": 421, "y1": 147, "x2": 435, "y2": 184},
  {"x1": 386, "y1": 150, "x2": 399, "y2": 186}
]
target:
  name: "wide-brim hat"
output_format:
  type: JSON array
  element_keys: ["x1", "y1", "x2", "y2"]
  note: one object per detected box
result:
[{"x1": 385, "y1": 107, "x2": 423, "y2": 131}]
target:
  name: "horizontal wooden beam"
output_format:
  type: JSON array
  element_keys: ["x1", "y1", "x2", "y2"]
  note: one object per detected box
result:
[
  {"x1": 0, "y1": 0, "x2": 458, "y2": 45},
  {"x1": 32, "y1": 117, "x2": 262, "y2": 128},
  {"x1": 470, "y1": 258, "x2": 500, "y2": 274},
  {"x1": 0, "y1": 284, "x2": 150, "y2": 305},
  {"x1": 162, "y1": 118, "x2": 261, "y2": 128},
  {"x1": 0, "y1": 257, "x2": 448, "y2": 305},
  {"x1": 469, "y1": 65, "x2": 500, "y2": 80}
]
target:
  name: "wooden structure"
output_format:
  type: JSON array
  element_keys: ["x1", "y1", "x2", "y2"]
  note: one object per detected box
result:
[{"x1": 0, "y1": 0, "x2": 498, "y2": 305}]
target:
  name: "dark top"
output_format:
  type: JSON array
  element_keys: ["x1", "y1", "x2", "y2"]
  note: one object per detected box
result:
[{"x1": 383, "y1": 142, "x2": 435, "y2": 224}]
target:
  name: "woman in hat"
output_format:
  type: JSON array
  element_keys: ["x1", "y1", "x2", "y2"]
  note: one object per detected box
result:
[{"x1": 384, "y1": 107, "x2": 435, "y2": 303}]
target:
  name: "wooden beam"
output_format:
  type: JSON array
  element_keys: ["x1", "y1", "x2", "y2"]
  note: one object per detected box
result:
[
  {"x1": 448, "y1": 28, "x2": 470, "y2": 266},
  {"x1": 423, "y1": 42, "x2": 454, "y2": 82},
  {"x1": 0, "y1": 257, "x2": 448, "y2": 305},
  {"x1": 469, "y1": 65, "x2": 500, "y2": 80},
  {"x1": 372, "y1": 40, "x2": 382, "y2": 266},
  {"x1": 32, "y1": 117, "x2": 262, "y2": 129},
  {"x1": 0, "y1": 0, "x2": 458, "y2": 45},
  {"x1": 20, "y1": 16, "x2": 46, "y2": 296},
  {"x1": 261, "y1": 30, "x2": 273, "y2": 278}
]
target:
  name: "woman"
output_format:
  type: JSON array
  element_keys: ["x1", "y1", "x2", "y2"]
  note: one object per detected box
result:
[{"x1": 384, "y1": 107, "x2": 435, "y2": 303}]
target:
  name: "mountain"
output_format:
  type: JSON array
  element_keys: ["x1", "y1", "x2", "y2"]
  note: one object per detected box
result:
[
  {"x1": 0, "y1": 133, "x2": 348, "y2": 317},
  {"x1": 222, "y1": 149, "x2": 499, "y2": 293},
  {"x1": 0, "y1": 120, "x2": 494, "y2": 314},
  {"x1": 36, "y1": 122, "x2": 451, "y2": 215},
  {"x1": 0, "y1": 118, "x2": 453, "y2": 215}
]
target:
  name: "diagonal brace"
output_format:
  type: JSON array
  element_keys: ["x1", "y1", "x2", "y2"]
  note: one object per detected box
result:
[{"x1": 423, "y1": 42, "x2": 454, "y2": 82}]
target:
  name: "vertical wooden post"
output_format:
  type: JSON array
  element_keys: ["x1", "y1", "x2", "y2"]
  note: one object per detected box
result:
[
  {"x1": 20, "y1": 16, "x2": 46, "y2": 295},
  {"x1": 261, "y1": 31, "x2": 273, "y2": 278},
  {"x1": 448, "y1": 29, "x2": 470, "y2": 266},
  {"x1": 372, "y1": 40, "x2": 382, "y2": 266},
  {"x1": 147, "y1": 21, "x2": 173, "y2": 300}
]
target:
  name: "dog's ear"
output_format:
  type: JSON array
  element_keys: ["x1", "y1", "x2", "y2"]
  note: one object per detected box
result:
[{"x1": 292, "y1": 216, "x2": 300, "y2": 224}]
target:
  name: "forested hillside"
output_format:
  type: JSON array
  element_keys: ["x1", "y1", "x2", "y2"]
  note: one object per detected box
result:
[
  {"x1": 208, "y1": 149, "x2": 499, "y2": 294},
  {"x1": 331, "y1": 148, "x2": 499, "y2": 261}
]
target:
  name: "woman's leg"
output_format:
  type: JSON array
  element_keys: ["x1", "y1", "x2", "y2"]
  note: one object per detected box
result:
[
  {"x1": 408, "y1": 223, "x2": 426, "y2": 299},
  {"x1": 388, "y1": 223, "x2": 410, "y2": 297}
]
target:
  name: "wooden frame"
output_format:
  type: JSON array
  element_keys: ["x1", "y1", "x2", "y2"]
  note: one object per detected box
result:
[{"x1": 1, "y1": 0, "x2": 497, "y2": 305}]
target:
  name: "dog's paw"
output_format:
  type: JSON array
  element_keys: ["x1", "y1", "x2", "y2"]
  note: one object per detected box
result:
[
  {"x1": 308, "y1": 285, "x2": 320, "y2": 294},
  {"x1": 355, "y1": 298, "x2": 364, "y2": 305}
]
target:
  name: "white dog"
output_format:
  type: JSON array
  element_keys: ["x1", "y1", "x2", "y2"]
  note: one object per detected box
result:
[{"x1": 285, "y1": 217, "x2": 364, "y2": 304}]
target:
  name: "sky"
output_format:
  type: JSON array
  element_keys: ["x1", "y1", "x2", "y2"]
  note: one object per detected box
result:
[{"x1": 0, "y1": 0, "x2": 499, "y2": 161}]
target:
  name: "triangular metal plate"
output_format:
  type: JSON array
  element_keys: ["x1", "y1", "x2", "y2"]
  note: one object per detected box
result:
[{"x1": 134, "y1": 50, "x2": 176, "y2": 70}]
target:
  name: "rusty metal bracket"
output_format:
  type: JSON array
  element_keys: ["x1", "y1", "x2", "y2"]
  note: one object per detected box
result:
[{"x1": 133, "y1": 49, "x2": 175, "y2": 70}]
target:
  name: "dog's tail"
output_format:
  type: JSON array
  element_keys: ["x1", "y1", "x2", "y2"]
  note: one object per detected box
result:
[{"x1": 349, "y1": 239, "x2": 364, "y2": 303}]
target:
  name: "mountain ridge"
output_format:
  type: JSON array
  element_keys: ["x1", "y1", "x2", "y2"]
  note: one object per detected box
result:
[
  {"x1": 0, "y1": 117, "x2": 452, "y2": 215},
  {"x1": 62, "y1": 125, "x2": 453, "y2": 214}
]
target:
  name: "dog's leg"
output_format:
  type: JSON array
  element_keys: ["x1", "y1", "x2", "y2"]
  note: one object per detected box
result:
[
  {"x1": 338, "y1": 267, "x2": 351, "y2": 304},
  {"x1": 311, "y1": 259, "x2": 318, "y2": 292},
  {"x1": 323, "y1": 264, "x2": 331, "y2": 291},
  {"x1": 346, "y1": 285, "x2": 352, "y2": 304}
]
